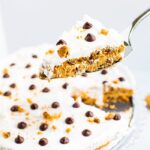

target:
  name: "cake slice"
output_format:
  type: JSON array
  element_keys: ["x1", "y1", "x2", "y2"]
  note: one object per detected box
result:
[
  {"x1": 40, "y1": 16, "x2": 126, "y2": 79},
  {"x1": 0, "y1": 45, "x2": 135, "y2": 150}
]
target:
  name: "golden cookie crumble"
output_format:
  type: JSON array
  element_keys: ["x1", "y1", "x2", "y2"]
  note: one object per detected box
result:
[
  {"x1": 145, "y1": 95, "x2": 150, "y2": 108},
  {"x1": 57, "y1": 46, "x2": 70, "y2": 58},
  {"x1": 40, "y1": 45, "x2": 125, "y2": 79}
]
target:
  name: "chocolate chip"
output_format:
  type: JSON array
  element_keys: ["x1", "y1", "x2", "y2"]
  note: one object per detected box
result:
[
  {"x1": 65, "y1": 117, "x2": 74, "y2": 124},
  {"x1": 39, "y1": 72, "x2": 47, "y2": 79},
  {"x1": 82, "y1": 129, "x2": 91, "y2": 137},
  {"x1": 3, "y1": 91, "x2": 11, "y2": 97},
  {"x1": 25, "y1": 64, "x2": 31, "y2": 68},
  {"x1": 39, "y1": 138, "x2": 48, "y2": 146},
  {"x1": 31, "y1": 74, "x2": 37, "y2": 79},
  {"x1": 10, "y1": 83, "x2": 16, "y2": 88},
  {"x1": 83, "y1": 22, "x2": 93, "y2": 29},
  {"x1": 32, "y1": 54, "x2": 38, "y2": 58},
  {"x1": 15, "y1": 135, "x2": 24, "y2": 144},
  {"x1": 11, "y1": 105, "x2": 19, "y2": 112},
  {"x1": 101, "y1": 69, "x2": 107, "y2": 75},
  {"x1": 39, "y1": 123, "x2": 48, "y2": 131},
  {"x1": 113, "y1": 114, "x2": 121, "y2": 120},
  {"x1": 17, "y1": 122, "x2": 27, "y2": 129},
  {"x1": 102, "y1": 81, "x2": 108, "y2": 84},
  {"x1": 62, "y1": 83, "x2": 68, "y2": 89},
  {"x1": 60, "y1": 137, "x2": 69, "y2": 144},
  {"x1": 72, "y1": 102, "x2": 80, "y2": 108},
  {"x1": 56, "y1": 39, "x2": 67, "y2": 45},
  {"x1": 42, "y1": 87, "x2": 50, "y2": 93},
  {"x1": 85, "y1": 111, "x2": 94, "y2": 117},
  {"x1": 118, "y1": 77, "x2": 125, "y2": 82},
  {"x1": 81, "y1": 73, "x2": 87, "y2": 77},
  {"x1": 30, "y1": 103, "x2": 38, "y2": 110},
  {"x1": 29, "y1": 84, "x2": 36, "y2": 90},
  {"x1": 51, "y1": 102, "x2": 60, "y2": 108},
  {"x1": 10, "y1": 63, "x2": 16, "y2": 67},
  {"x1": 85, "y1": 33, "x2": 96, "y2": 42},
  {"x1": 124, "y1": 41, "x2": 128, "y2": 46},
  {"x1": 3, "y1": 73, "x2": 10, "y2": 78}
]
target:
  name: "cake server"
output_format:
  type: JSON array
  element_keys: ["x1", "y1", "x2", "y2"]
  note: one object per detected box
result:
[{"x1": 123, "y1": 8, "x2": 150, "y2": 57}]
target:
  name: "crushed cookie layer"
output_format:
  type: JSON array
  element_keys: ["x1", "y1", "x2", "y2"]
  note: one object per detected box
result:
[
  {"x1": 103, "y1": 86, "x2": 134, "y2": 104},
  {"x1": 40, "y1": 45, "x2": 125, "y2": 79}
]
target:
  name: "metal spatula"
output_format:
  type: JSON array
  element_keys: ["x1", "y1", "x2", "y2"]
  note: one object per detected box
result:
[{"x1": 122, "y1": 8, "x2": 150, "y2": 57}]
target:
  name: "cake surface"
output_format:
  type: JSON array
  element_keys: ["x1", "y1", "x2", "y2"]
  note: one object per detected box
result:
[
  {"x1": 0, "y1": 45, "x2": 135, "y2": 150},
  {"x1": 40, "y1": 16, "x2": 126, "y2": 79}
]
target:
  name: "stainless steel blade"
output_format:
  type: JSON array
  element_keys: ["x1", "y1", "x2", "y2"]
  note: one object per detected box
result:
[{"x1": 122, "y1": 8, "x2": 150, "y2": 57}]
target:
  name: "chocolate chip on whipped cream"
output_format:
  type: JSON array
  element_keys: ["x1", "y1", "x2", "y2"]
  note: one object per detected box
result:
[
  {"x1": 10, "y1": 83, "x2": 16, "y2": 88},
  {"x1": 113, "y1": 114, "x2": 121, "y2": 120},
  {"x1": 39, "y1": 123, "x2": 49, "y2": 131},
  {"x1": 3, "y1": 73, "x2": 10, "y2": 78},
  {"x1": 102, "y1": 80, "x2": 108, "y2": 84},
  {"x1": 56, "y1": 39, "x2": 67, "y2": 45},
  {"x1": 72, "y1": 102, "x2": 80, "y2": 108},
  {"x1": 51, "y1": 102, "x2": 60, "y2": 108},
  {"x1": 82, "y1": 129, "x2": 91, "y2": 137},
  {"x1": 25, "y1": 64, "x2": 31, "y2": 68},
  {"x1": 11, "y1": 105, "x2": 19, "y2": 112},
  {"x1": 39, "y1": 138, "x2": 48, "y2": 146},
  {"x1": 60, "y1": 137, "x2": 69, "y2": 144},
  {"x1": 17, "y1": 121, "x2": 27, "y2": 129},
  {"x1": 62, "y1": 83, "x2": 69, "y2": 89},
  {"x1": 85, "y1": 33, "x2": 96, "y2": 42},
  {"x1": 31, "y1": 74, "x2": 37, "y2": 79},
  {"x1": 42, "y1": 87, "x2": 50, "y2": 93},
  {"x1": 83, "y1": 22, "x2": 93, "y2": 29},
  {"x1": 65, "y1": 117, "x2": 74, "y2": 124},
  {"x1": 15, "y1": 135, "x2": 24, "y2": 144},
  {"x1": 101, "y1": 69, "x2": 108, "y2": 75},
  {"x1": 118, "y1": 77, "x2": 125, "y2": 82},
  {"x1": 3, "y1": 91, "x2": 11, "y2": 97},
  {"x1": 30, "y1": 103, "x2": 38, "y2": 110},
  {"x1": 85, "y1": 111, "x2": 94, "y2": 117},
  {"x1": 32, "y1": 54, "x2": 38, "y2": 58},
  {"x1": 10, "y1": 63, "x2": 16, "y2": 67},
  {"x1": 29, "y1": 84, "x2": 36, "y2": 90}
]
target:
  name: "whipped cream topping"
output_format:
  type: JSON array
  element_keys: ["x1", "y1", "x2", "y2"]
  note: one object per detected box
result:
[
  {"x1": 43, "y1": 15, "x2": 125, "y2": 68},
  {"x1": 60, "y1": 15, "x2": 124, "y2": 57},
  {"x1": 0, "y1": 45, "x2": 134, "y2": 150}
]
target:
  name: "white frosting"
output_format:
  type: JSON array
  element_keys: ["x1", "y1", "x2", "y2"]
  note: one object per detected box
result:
[
  {"x1": 60, "y1": 15, "x2": 124, "y2": 58},
  {"x1": 0, "y1": 45, "x2": 135, "y2": 150},
  {"x1": 43, "y1": 15, "x2": 125, "y2": 68}
]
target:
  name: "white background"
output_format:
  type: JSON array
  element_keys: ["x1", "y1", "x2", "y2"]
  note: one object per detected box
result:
[{"x1": 0, "y1": 0, "x2": 150, "y2": 149}]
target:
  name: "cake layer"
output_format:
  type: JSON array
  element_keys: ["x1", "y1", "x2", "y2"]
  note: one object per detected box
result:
[
  {"x1": 40, "y1": 16, "x2": 126, "y2": 79},
  {"x1": 0, "y1": 45, "x2": 135, "y2": 150}
]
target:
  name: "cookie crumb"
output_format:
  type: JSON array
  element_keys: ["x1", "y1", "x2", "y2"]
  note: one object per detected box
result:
[
  {"x1": 145, "y1": 95, "x2": 150, "y2": 108},
  {"x1": 2, "y1": 132, "x2": 11, "y2": 139},
  {"x1": 100, "y1": 29, "x2": 109, "y2": 35},
  {"x1": 57, "y1": 46, "x2": 70, "y2": 58}
]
